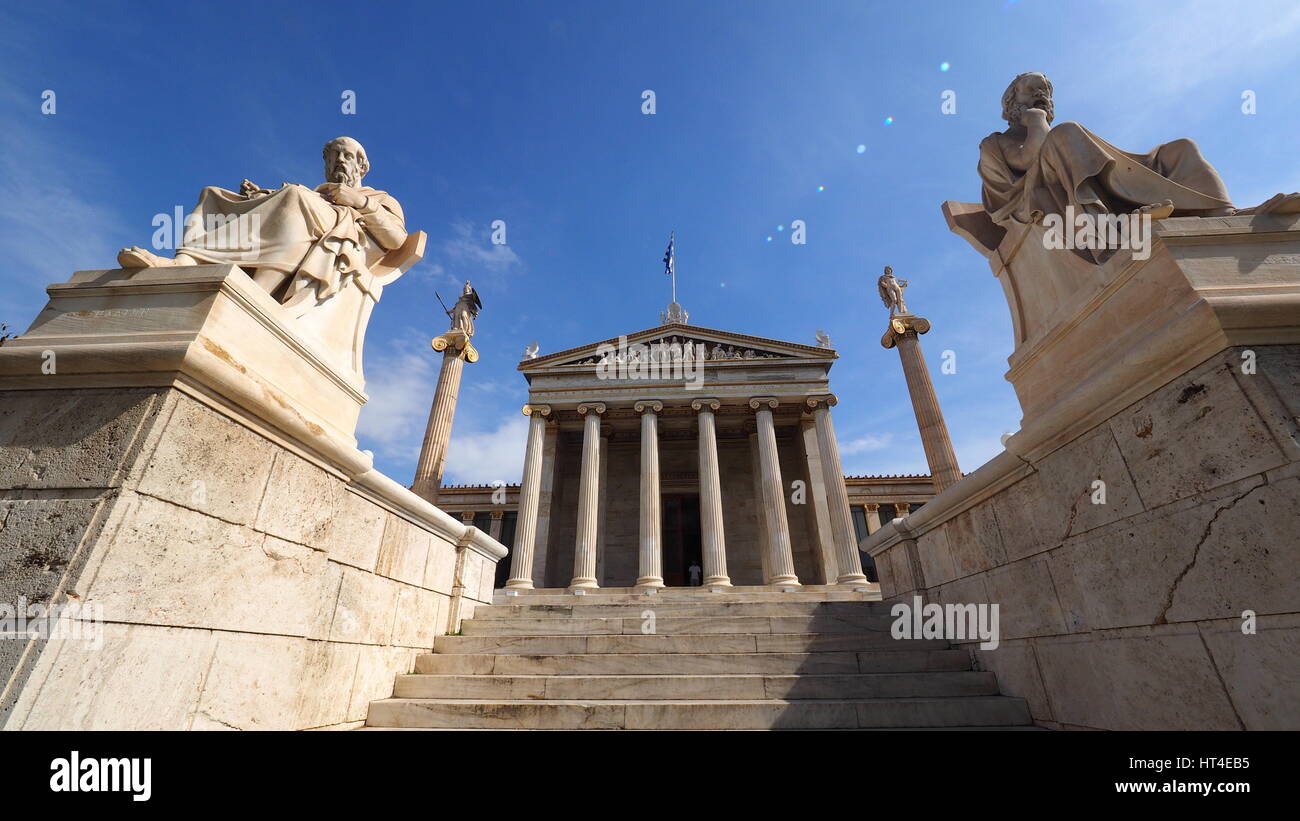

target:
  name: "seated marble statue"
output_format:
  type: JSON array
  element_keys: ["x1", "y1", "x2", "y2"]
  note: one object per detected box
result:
[
  {"x1": 979, "y1": 73, "x2": 1300, "y2": 233},
  {"x1": 118, "y1": 136, "x2": 408, "y2": 307}
]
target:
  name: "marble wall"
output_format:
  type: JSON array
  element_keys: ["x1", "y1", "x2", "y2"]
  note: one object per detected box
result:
[
  {"x1": 0, "y1": 387, "x2": 498, "y2": 730},
  {"x1": 869, "y1": 345, "x2": 1300, "y2": 729}
]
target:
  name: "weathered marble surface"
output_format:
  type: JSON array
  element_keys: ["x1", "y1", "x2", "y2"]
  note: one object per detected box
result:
[{"x1": 866, "y1": 215, "x2": 1300, "y2": 730}]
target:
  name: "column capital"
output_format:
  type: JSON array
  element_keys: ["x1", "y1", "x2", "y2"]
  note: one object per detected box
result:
[
  {"x1": 576, "y1": 402, "x2": 607, "y2": 416},
  {"x1": 691, "y1": 398, "x2": 721, "y2": 412},
  {"x1": 806, "y1": 394, "x2": 838, "y2": 410},
  {"x1": 633, "y1": 400, "x2": 664, "y2": 414},
  {"x1": 522, "y1": 403, "x2": 552, "y2": 417},
  {"x1": 864, "y1": 502, "x2": 880, "y2": 512},
  {"x1": 459, "y1": 511, "x2": 476, "y2": 524},
  {"x1": 748, "y1": 396, "x2": 779, "y2": 411},
  {"x1": 432, "y1": 330, "x2": 480, "y2": 362},
  {"x1": 894, "y1": 502, "x2": 911, "y2": 516},
  {"x1": 881, "y1": 314, "x2": 932, "y2": 349},
  {"x1": 490, "y1": 509, "x2": 505, "y2": 520}
]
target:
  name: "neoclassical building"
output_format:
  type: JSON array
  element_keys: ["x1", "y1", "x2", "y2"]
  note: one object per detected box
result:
[{"x1": 437, "y1": 316, "x2": 936, "y2": 591}]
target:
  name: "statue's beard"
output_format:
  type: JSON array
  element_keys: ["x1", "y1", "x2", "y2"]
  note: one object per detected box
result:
[
  {"x1": 328, "y1": 161, "x2": 362, "y2": 187},
  {"x1": 1008, "y1": 98, "x2": 1054, "y2": 126}
]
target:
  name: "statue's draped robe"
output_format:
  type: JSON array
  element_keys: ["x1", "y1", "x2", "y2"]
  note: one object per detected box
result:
[
  {"x1": 979, "y1": 121, "x2": 1233, "y2": 229},
  {"x1": 178, "y1": 183, "x2": 406, "y2": 303},
  {"x1": 450, "y1": 300, "x2": 475, "y2": 336}
]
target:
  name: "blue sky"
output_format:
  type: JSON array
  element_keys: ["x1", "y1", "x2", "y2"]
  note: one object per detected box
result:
[{"x1": 3, "y1": 0, "x2": 1298, "y2": 485}]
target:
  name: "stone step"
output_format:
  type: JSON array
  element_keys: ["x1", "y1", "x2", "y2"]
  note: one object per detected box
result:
[
  {"x1": 434, "y1": 633, "x2": 950, "y2": 655},
  {"x1": 366, "y1": 696, "x2": 1031, "y2": 730},
  {"x1": 359, "y1": 725, "x2": 1048, "y2": 732},
  {"x1": 392, "y1": 671, "x2": 1000, "y2": 700},
  {"x1": 459, "y1": 614, "x2": 896, "y2": 636},
  {"x1": 474, "y1": 600, "x2": 893, "y2": 619},
  {"x1": 415, "y1": 648, "x2": 973, "y2": 676},
  {"x1": 492, "y1": 587, "x2": 877, "y2": 606}
]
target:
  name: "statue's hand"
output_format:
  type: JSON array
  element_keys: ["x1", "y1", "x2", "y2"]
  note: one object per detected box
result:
[
  {"x1": 319, "y1": 183, "x2": 366, "y2": 208},
  {"x1": 1021, "y1": 107, "x2": 1050, "y2": 131},
  {"x1": 239, "y1": 179, "x2": 270, "y2": 198}
]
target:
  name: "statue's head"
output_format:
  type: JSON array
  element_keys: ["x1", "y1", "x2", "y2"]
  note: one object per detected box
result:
[
  {"x1": 322, "y1": 136, "x2": 370, "y2": 187},
  {"x1": 463, "y1": 280, "x2": 473, "y2": 295},
  {"x1": 1001, "y1": 72, "x2": 1055, "y2": 126}
]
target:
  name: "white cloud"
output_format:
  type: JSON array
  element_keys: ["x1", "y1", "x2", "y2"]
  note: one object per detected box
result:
[
  {"x1": 839, "y1": 433, "x2": 893, "y2": 456},
  {"x1": 0, "y1": 83, "x2": 126, "y2": 323},
  {"x1": 355, "y1": 331, "x2": 438, "y2": 464},
  {"x1": 442, "y1": 413, "x2": 528, "y2": 485},
  {"x1": 440, "y1": 219, "x2": 521, "y2": 277}
]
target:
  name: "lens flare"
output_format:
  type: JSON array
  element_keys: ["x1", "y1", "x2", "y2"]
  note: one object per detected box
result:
[
  {"x1": 940, "y1": 62, "x2": 950, "y2": 72},
  {"x1": 856, "y1": 144, "x2": 866, "y2": 154},
  {"x1": 884, "y1": 116, "x2": 894, "y2": 125}
]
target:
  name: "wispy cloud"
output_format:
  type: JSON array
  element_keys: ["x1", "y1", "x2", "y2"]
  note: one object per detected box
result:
[
  {"x1": 0, "y1": 82, "x2": 126, "y2": 323},
  {"x1": 355, "y1": 330, "x2": 438, "y2": 467},
  {"x1": 443, "y1": 413, "x2": 528, "y2": 485},
  {"x1": 839, "y1": 433, "x2": 892, "y2": 456},
  {"x1": 438, "y1": 219, "x2": 522, "y2": 282}
]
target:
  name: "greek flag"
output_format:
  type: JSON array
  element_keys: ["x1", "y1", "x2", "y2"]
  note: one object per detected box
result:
[{"x1": 663, "y1": 232, "x2": 675, "y2": 276}]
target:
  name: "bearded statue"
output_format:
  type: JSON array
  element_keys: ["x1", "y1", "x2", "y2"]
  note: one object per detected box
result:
[{"x1": 978, "y1": 73, "x2": 1299, "y2": 237}]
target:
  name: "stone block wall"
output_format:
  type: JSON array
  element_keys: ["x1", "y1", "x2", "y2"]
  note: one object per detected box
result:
[
  {"x1": 1, "y1": 386, "x2": 498, "y2": 730},
  {"x1": 869, "y1": 346, "x2": 1300, "y2": 729}
]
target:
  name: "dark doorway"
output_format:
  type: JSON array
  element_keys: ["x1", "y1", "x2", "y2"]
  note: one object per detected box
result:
[{"x1": 661, "y1": 494, "x2": 702, "y2": 586}]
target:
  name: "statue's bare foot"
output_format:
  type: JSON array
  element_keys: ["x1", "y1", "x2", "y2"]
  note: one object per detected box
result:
[
  {"x1": 1236, "y1": 192, "x2": 1300, "y2": 216},
  {"x1": 117, "y1": 246, "x2": 178, "y2": 268},
  {"x1": 1135, "y1": 199, "x2": 1175, "y2": 220}
]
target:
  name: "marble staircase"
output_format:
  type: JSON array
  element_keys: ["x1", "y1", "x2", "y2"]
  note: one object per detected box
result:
[{"x1": 364, "y1": 586, "x2": 1035, "y2": 730}]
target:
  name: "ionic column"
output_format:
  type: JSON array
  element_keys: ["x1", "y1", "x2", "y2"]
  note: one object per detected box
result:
[
  {"x1": 864, "y1": 502, "x2": 883, "y2": 534},
  {"x1": 505, "y1": 403, "x2": 551, "y2": 591},
  {"x1": 634, "y1": 401, "x2": 665, "y2": 590},
  {"x1": 894, "y1": 502, "x2": 911, "y2": 519},
  {"x1": 569, "y1": 402, "x2": 606, "y2": 591},
  {"x1": 691, "y1": 398, "x2": 731, "y2": 588},
  {"x1": 750, "y1": 397, "x2": 799, "y2": 588},
  {"x1": 411, "y1": 347, "x2": 467, "y2": 503},
  {"x1": 412, "y1": 300, "x2": 482, "y2": 504},
  {"x1": 806, "y1": 395, "x2": 869, "y2": 585},
  {"x1": 882, "y1": 314, "x2": 962, "y2": 493}
]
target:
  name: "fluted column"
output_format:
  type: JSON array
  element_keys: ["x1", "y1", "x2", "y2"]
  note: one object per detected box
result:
[
  {"x1": 634, "y1": 400, "x2": 665, "y2": 589},
  {"x1": 807, "y1": 395, "x2": 869, "y2": 585},
  {"x1": 505, "y1": 403, "x2": 551, "y2": 590},
  {"x1": 864, "y1": 502, "x2": 883, "y2": 535},
  {"x1": 411, "y1": 348, "x2": 465, "y2": 503},
  {"x1": 883, "y1": 316, "x2": 962, "y2": 493},
  {"x1": 691, "y1": 398, "x2": 731, "y2": 588},
  {"x1": 569, "y1": 402, "x2": 606, "y2": 590},
  {"x1": 750, "y1": 397, "x2": 799, "y2": 588}
]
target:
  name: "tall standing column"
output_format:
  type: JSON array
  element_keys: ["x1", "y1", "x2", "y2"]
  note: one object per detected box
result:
[
  {"x1": 750, "y1": 397, "x2": 799, "y2": 588},
  {"x1": 880, "y1": 303, "x2": 961, "y2": 493},
  {"x1": 569, "y1": 402, "x2": 606, "y2": 591},
  {"x1": 807, "y1": 395, "x2": 869, "y2": 585},
  {"x1": 411, "y1": 348, "x2": 467, "y2": 503},
  {"x1": 505, "y1": 403, "x2": 551, "y2": 590},
  {"x1": 634, "y1": 401, "x2": 665, "y2": 590},
  {"x1": 691, "y1": 398, "x2": 731, "y2": 588},
  {"x1": 412, "y1": 285, "x2": 482, "y2": 504}
]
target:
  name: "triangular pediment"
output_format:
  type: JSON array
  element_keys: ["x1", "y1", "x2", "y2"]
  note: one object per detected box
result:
[{"x1": 520, "y1": 322, "x2": 835, "y2": 371}]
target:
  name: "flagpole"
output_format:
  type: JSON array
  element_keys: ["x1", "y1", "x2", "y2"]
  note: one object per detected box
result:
[{"x1": 669, "y1": 231, "x2": 676, "y2": 304}]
